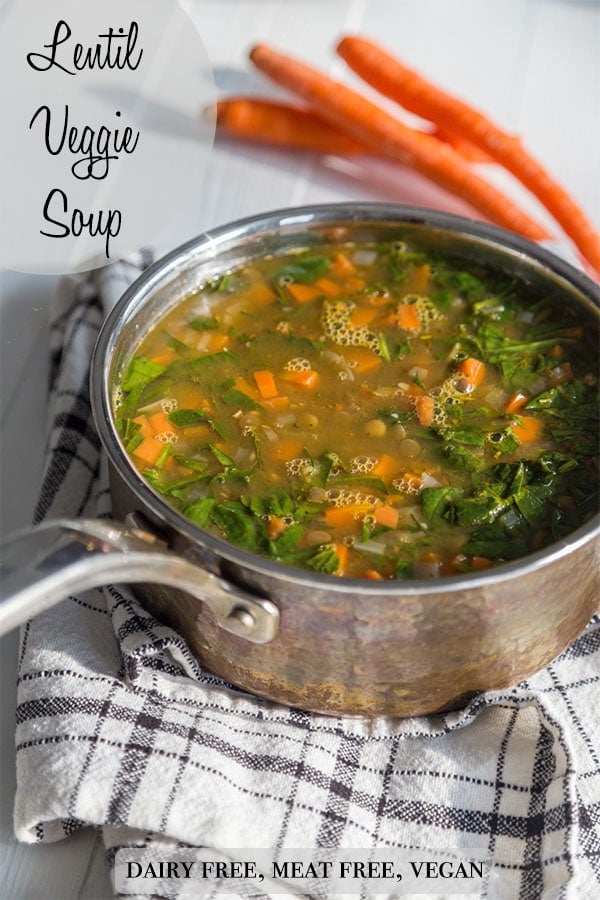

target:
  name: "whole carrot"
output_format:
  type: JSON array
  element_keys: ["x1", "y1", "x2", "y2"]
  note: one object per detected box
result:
[
  {"x1": 249, "y1": 44, "x2": 550, "y2": 242},
  {"x1": 214, "y1": 97, "x2": 369, "y2": 155},
  {"x1": 337, "y1": 35, "x2": 600, "y2": 275},
  {"x1": 215, "y1": 96, "x2": 491, "y2": 162}
]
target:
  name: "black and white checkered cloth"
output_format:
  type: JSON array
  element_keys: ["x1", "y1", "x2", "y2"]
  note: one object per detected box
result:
[{"x1": 13, "y1": 256, "x2": 600, "y2": 899}]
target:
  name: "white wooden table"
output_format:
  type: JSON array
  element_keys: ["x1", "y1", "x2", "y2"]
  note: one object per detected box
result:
[{"x1": 1, "y1": 1, "x2": 598, "y2": 896}]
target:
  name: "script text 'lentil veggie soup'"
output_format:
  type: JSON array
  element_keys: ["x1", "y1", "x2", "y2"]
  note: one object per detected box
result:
[{"x1": 114, "y1": 234, "x2": 599, "y2": 581}]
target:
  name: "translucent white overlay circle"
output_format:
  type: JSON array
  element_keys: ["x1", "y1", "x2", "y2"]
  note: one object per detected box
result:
[{"x1": 0, "y1": 0, "x2": 215, "y2": 274}]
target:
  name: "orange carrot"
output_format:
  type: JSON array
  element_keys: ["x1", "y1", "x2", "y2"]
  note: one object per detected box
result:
[
  {"x1": 429, "y1": 126, "x2": 493, "y2": 163},
  {"x1": 233, "y1": 376, "x2": 261, "y2": 402},
  {"x1": 263, "y1": 395, "x2": 290, "y2": 412},
  {"x1": 547, "y1": 361, "x2": 575, "y2": 387},
  {"x1": 333, "y1": 543, "x2": 349, "y2": 576},
  {"x1": 215, "y1": 97, "x2": 497, "y2": 163},
  {"x1": 249, "y1": 44, "x2": 549, "y2": 241},
  {"x1": 133, "y1": 415, "x2": 153, "y2": 439},
  {"x1": 337, "y1": 36, "x2": 600, "y2": 275},
  {"x1": 415, "y1": 395, "x2": 435, "y2": 427},
  {"x1": 371, "y1": 454, "x2": 401, "y2": 479},
  {"x1": 243, "y1": 281, "x2": 277, "y2": 307},
  {"x1": 364, "y1": 569, "x2": 384, "y2": 580},
  {"x1": 373, "y1": 504, "x2": 400, "y2": 529},
  {"x1": 253, "y1": 370, "x2": 278, "y2": 399},
  {"x1": 404, "y1": 264, "x2": 431, "y2": 295},
  {"x1": 207, "y1": 332, "x2": 230, "y2": 353},
  {"x1": 469, "y1": 556, "x2": 495, "y2": 571},
  {"x1": 214, "y1": 97, "x2": 369, "y2": 155},
  {"x1": 267, "y1": 516, "x2": 288, "y2": 540},
  {"x1": 151, "y1": 351, "x2": 177, "y2": 367},
  {"x1": 314, "y1": 276, "x2": 342, "y2": 297},
  {"x1": 282, "y1": 369, "x2": 319, "y2": 388},
  {"x1": 330, "y1": 252, "x2": 356, "y2": 275},
  {"x1": 392, "y1": 303, "x2": 422, "y2": 331},
  {"x1": 349, "y1": 306, "x2": 378, "y2": 327},
  {"x1": 342, "y1": 347, "x2": 382, "y2": 374},
  {"x1": 148, "y1": 411, "x2": 174, "y2": 435},
  {"x1": 286, "y1": 282, "x2": 322, "y2": 303},
  {"x1": 505, "y1": 391, "x2": 528, "y2": 414},
  {"x1": 133, "y1": 436, "x2": 166, "y2": 466},
  {"x1": 346, "y1": 275, "x2": 366, "y2": 292},
  {"x1": 325, "y1": 503, "x2": 371, "y2": 529},
  {"x1": 270, "y1": 439, "x2": 304, "y2": 461},
  {"x1": 510, "y1": 416, "x2": 544, "y2": 443},
  {"x1": 459, "y1": 357, "x2": 486, "y2": 386}
]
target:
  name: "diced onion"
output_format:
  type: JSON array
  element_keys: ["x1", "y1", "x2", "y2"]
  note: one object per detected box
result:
[
  {"x1": 138, "y1": 399, "x2": 169, "y2": 415},
  {"x1": 412, "y1": 560, "x2": 441, "y2": 579},
  {"x1": 408, "y1": 366, "x2": 428, "y2": 381},
  {"x1": 190, "y1": 297, "x2": 212, "y2": 317},
  {"x1": 421, "y1": 472, "x2": 442, "y2": 488},
  {"x1": 351, "y1": 249, "x2": 377, "y2": 266},
  {"x1": 195, "y1": 333, "x2": 212, "y2": 351},
  {"x1": 262, "y1": 427, "x2": 278, "y2": 442},
  {"x1": 275, "y1": 413, "x2": 296, "y2": 427},
  {"x1": 516, "y1": 310, "x2": 535, "y2": 323},
  {"x1": 353, "y1": 540, "x2": 386, "y2": 556},
  {"x1": 323, "y1": 349, "x2": 354, "y2": 382}
]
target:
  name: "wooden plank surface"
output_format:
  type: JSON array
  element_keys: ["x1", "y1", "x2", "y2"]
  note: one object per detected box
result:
[{"x1": 1, "y1": 1, "x2": 598, "y2": 896}]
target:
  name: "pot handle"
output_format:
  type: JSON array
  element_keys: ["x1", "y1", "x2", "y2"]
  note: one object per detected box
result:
[{"x1": 0, "y1": 518, "x2": 279, "y2": 643}]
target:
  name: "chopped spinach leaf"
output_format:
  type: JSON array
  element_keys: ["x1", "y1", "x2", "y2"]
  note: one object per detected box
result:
[
  {"x1": 122, "y1": 356, "x2": 166, "y2": 392},
  {"x1": 276, "y1": 255, "x2": 330, "y2": 284}
]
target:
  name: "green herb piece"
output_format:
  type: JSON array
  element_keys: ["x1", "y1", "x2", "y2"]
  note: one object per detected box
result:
[
  {"x1": 313, "y1": 450, "x2": 342, "y2": 485},
  {"x1": 221, "y1": 387, "x2": 261, "y2": 410},
  {"x1": 166, "y1": 332, "x2": 190, "y2": 352},
  {"x1": 276, "y1": 255, "x2": 330, "y2": 284},
  {"x1": 125, "y1": 431, "x2": 144, "y2": 453},
  {"x1": 269, "y1": 523, "x2": 305, "y2": 557},
  {"x1": 526, "y1": 381, "x2": 599, "y2": 453},
  {"x1": 306, "y1": 545, "x2": 339, "y2": 574},
  {"x1": 143, "y1": 468, "x2": 209, "y2": 497},
  {"x1": 209, "y1": 445, "x2": 236, "y2": 468},
  {"x1": 440, "y1": 442, "x2": 482, "y2": 472},
  {"x1": 211, "y1": 501, "x2": 265, "y2": 551},
  {"x1": 395, "y1": 339, "x2": 412, "y2": 359},
  {"x1": 433, "y1": 266, "x2": 486, "y2": 301},
  {"x1": 442, "y1": 427, "x2": 485, "y2": 448},
  {"x1": 242, "y1": 490, "x2": 295, "y2": 518},
  {"x1": 393, "y1": 558, "x2": 412, "y2": 579},
  {"x1": 174, "y1": 455, "x2": 209, "y2": 473},
  {"x1": 486, "y1": 428, "x2": 520, "y2": 454},
  {"x1": 155, "y1": 443, "x2": 172, "y2": 469},
  {"x1": 122, "y1": 356, "x2": 166, "y2": 392},
  {"x1": 184, "y1": 498, "x2": 216, "y2": 528},
  {"x1": 429, "y1": 290, "x2": 453, "y2": 311},
  {"x1": 190, "y1": 316, "x2": 219, "y2": 331},
  {"x1": 168, "y1": 408, "x2": 227, "y2": 438},
  {"x1": 377, "y1": 332, "x2": 391, "y2": 362},
  {"x1": 472, "y1": 298, "x2": 511, "y2": 321},
  {"x1": 168, "y1": 409, "x2": 208, "y2": 427},
  {"x1": 421, "y1": 487, "x2": 463, "y2": 529},
  {"x1": 336, "y1": 475, "x2": 388, "y2": 495},
  {"x1": 206, "y1": 273, "x2": 234, "y2": 293}
]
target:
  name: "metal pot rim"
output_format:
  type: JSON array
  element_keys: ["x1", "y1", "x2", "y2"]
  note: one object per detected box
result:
[{"x1": 90, "y1": 202, "x2": 600, "y2": 597}]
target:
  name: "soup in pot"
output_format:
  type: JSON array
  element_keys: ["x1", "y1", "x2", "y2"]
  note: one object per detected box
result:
[{"x1": 114, "y1": 238, "x2": 599, "y2": 579}]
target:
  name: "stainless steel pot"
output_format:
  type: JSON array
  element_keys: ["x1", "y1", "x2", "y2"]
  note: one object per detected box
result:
[{"x1": 2, "y1": 205, "x2": 599, "y2": 717}]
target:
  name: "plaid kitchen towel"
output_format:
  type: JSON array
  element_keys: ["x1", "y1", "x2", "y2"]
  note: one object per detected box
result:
[{"x1": 12, "y1": 255, "x2": 600, "y2": 900}]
